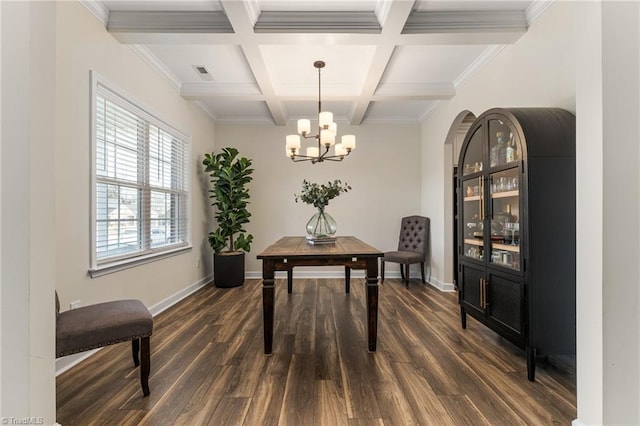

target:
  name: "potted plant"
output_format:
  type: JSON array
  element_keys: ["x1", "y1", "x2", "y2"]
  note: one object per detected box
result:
[{"x1": 203, "y1": 147, "x2": 254, "y2": 288}]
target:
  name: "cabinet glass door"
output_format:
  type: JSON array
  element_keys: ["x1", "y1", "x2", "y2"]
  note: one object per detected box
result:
[
  {"x1": 489, "y1": 168, "x2": 520, "y2": 271},
  {"x1": 461, "y1": 127, "x2": 484, "y2": 176},
  {"x1": 462, "y1": 177, "x2": 484, "y2": 261},
  {"x1": 489, "y1": 119, "x2": 519, "y2": 168}
]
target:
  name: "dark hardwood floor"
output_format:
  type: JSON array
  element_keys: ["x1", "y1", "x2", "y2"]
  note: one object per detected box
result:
[{"x1": 57, "y1": 278, "x2": 576, "y2": 425}]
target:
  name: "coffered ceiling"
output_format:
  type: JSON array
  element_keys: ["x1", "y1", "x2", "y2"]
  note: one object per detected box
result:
[{"x1": 85, "y1": 0, "x2": 550, "y2": 125}]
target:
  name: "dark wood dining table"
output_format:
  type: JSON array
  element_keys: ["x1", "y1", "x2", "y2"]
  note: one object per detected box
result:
[{"x1": 256, "y1": 236, "x2": 383, "y2": 354}]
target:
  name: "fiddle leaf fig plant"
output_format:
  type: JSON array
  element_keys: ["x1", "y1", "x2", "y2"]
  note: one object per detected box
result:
[{"x1": 203, "y1": 147, "x2": 254, "y2": 254}]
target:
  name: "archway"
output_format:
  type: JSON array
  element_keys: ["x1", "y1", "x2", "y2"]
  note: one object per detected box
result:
[{"x1": 443, "y1": 110, "x2": 476, "y2": 287}]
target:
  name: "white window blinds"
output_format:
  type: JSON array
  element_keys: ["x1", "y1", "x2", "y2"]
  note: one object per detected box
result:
[{"x1": 92, "y1": 78, "x2": 190, "y2": 268}]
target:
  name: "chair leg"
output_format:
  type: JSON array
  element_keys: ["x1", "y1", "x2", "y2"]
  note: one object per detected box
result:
[
  {"x1": 399, "y1": 263, "x2": 405, "y2": 281},
  {"x1": 404, "y1": 264, "x2": 410, "y2": 287},
  {"x1": 132, "y1": 338, "x2": 140, "y2": 367},
  {"x1": 140, "y1": 336, "x2": 151, "y2": 397},
  {"x1": 380, "y1": 261, "x2": 385, "y2": 283},
  {"x1": 420, "y1": 262, "x2": 426, "y2": 283}
]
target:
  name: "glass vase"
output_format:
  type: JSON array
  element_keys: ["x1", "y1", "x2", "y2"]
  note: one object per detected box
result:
[{"x1": 306, "y1": 208, "x2": 337, "y2": 238}]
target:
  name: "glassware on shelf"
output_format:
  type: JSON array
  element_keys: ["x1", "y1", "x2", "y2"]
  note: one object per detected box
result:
[
  {"x1": 490, "y1": 131, "x2": 507, "y2": 167},
  {"x1": 506, "y1": 132, "x2": 516, "y2": 163},
  {"x1": 504, "y1": 222, "x2": 520, "y2": 246}
]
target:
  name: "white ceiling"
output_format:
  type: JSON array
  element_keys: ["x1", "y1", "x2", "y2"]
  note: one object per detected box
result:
[{"x1": 89, "y1": 0, "x2": 549, "y2": 125}]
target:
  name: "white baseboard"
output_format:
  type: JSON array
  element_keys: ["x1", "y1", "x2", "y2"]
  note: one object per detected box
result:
[
  {"x1": 147, "y1": 273, "x2": 212, "y2": 316},
  {"x1": 571, "y1": 419, "x2": 585, "y2": 426},
  {"x1": 55, "y1": 274, "x2": 212, "y2": 376},
  {"x1": 428, "y1": 277, "x2": 456, "y2": 292}
]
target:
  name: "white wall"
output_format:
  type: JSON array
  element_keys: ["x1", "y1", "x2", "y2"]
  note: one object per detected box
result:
[
  {"x1": 54, "y1": 1, "x2": 216, "y2": 311},
  {"x1": 214, "y1": 122, "x2": 422, "y2": 277},
  {"x1": 575, "y1": 3, "x2": 604, "y2": 424},
  {"x1": 600, "y1": 2, "x2": 639, "y2": 424},
  {"x1": 421, "y1": 1, "x2": 576, "y2": 289},
  {"x1": 1, "y1": 1, "x2": 57, "y2": 422}
]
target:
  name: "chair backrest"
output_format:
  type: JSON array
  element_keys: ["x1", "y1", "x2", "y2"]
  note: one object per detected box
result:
[{"x1": 397, "y1": 215, "x2": 430, "y2": 259}]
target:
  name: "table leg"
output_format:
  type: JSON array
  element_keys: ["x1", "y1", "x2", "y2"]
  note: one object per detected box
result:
[
  {"x1": 344, "y1": 265, "x2": 351, "y2": 294},
  {"x1": 287, "y1": 268, "x2": 293, "y2": 294},
  {"x1": 262, "y1": 260, "x2": 275, "y2": 354},
  {"x1": 366, "y1": 258, "x2": 379, "y2": 352}
]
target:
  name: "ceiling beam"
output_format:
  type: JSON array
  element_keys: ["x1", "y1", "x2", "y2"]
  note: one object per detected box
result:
[
  {"x1": 349, "y1": 0, "x2": 415, "y2": 125},
  {"x1": 220, "y1": 0, "x2": 287, "y2": 126}
]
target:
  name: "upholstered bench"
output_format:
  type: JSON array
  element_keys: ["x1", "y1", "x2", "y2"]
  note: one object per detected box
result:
[{"x1": 55, "y1": 292, "x2": 153, "y2": 396}]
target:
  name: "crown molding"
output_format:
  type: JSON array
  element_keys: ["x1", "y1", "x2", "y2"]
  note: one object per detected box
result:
[
  {"x1": 79, "y1": 0, "x2": 109, "y2": 26},
  {"x1": 192, "y1": 100, "x2": 217, "y2": 122},
  {"x1": 254, "y1": 11, "x2": 381, "y2": 33},
  {"x1": 242, "y1": 0, "x2": 261, "y2": 26},
  {"x1": 374, "y1": 0, "x2": 393, "y2": 27},
  {"x1": 403, "y1": 10, "x2": 527, "y2": 34},
  {"x1": 128, "y1": 45, "x2": 182, "y2": 90},
  {"x1": 454, "y1": 44, "x2": 507, "y2": 89},
  {"x1": 107, "y1": 11, "x2": 233, "y2": 33},
  {"x1": 526, "y1": 0, "x2": 556, "y2": 25},
  {"x1": 420, "y1": 100, "x2": 442, "y2": 121}
]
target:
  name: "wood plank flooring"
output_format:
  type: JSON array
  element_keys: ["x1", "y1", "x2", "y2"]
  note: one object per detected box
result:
[{"x1": 56, "y1": 278, "x2": 576, "y2": 425}]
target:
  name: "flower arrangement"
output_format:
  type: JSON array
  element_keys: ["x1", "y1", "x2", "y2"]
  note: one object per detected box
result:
[{"x1": 295, "y1": 179, "x2": 351, "y2": 210}]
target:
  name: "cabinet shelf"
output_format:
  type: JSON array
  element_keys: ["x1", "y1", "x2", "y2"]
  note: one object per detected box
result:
[
  {"x1": 492, "y1": 243, "x2": 520, "y2": 253},
  {"x1": 464, "y1": 195, "x2": 481, "y2": 202},
  {"x1": 464, "y1": 239, "x2": 483, "y2": 246},
  {"x1": 491, "y1": 190, "x2": 519, "y2": 199}
]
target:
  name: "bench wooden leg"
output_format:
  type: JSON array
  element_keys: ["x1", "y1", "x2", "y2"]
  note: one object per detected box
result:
[
  {"x1": 140, "y1": 336, "x2": 151, "y2": 396},
  {"x1": 132, "y1": 339, "x2": 140, "y2": 367}
]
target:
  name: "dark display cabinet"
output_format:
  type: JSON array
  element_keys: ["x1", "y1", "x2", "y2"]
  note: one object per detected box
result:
[{"x1": 456, "y1": 107, "x2": 575, "y2": 381}]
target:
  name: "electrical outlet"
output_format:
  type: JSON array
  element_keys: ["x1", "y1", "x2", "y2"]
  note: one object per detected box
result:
[
  {"x1": 70, "y1": 300, "x2": 81, "y2": 310},
  {"x1": 196, "y1": 258, "x2": 201, "y2": 268}
]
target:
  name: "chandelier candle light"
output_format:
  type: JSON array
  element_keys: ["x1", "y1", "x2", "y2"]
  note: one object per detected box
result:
[{"x1": 285, "y1": 61, "x2": 356, "y2": 163}]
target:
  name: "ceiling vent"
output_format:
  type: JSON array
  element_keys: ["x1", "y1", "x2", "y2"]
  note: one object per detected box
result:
[{"x1": 193, "y1": 65, "x2": 213, "y2": 81}]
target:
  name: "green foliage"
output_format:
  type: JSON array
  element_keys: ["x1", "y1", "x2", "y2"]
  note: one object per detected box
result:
[
  {"x1": 294, "y1": 179, "x2": 351, "y2": 210},
  {"x1": 203, "y1": 147, "x2": 254, "y2": 253}
]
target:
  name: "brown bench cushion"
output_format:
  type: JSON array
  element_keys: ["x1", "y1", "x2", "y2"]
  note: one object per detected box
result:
[{"x1": 56, "y1": 299, "x2": 153, "y2": 358}]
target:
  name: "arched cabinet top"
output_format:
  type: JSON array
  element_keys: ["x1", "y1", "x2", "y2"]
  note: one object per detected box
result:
[{"x1": 458, "y1": 107, "x2": 575, "y2": 178}]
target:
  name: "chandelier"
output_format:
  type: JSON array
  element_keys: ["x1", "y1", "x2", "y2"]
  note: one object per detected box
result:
[{"x1": 285, "y1": 61, "x2": 356, "y2": 163}]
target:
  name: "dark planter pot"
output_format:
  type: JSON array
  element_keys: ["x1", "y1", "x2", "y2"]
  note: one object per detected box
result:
[{"x1": 214, "y1": 251, "x2": 245, "y2": 288}]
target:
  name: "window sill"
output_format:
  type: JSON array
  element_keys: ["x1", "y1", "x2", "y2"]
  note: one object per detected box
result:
[{"x1": 89, "y1": 245, "x2": 192, "y2": 278}]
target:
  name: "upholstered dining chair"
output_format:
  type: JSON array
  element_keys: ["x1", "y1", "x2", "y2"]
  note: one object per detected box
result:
[{"x1": 381, "y1": 215, "x2": 430, "y2": 287}]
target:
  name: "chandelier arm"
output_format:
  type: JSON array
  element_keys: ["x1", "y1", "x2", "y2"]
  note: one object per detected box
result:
[{"x1": 318, "y1": 65, "x2": 322, "y2": 117}]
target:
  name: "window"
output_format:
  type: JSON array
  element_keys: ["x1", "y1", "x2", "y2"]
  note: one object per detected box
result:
[{"x1": 90, "y1": 73, "x2": 190, "y2": 274}]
